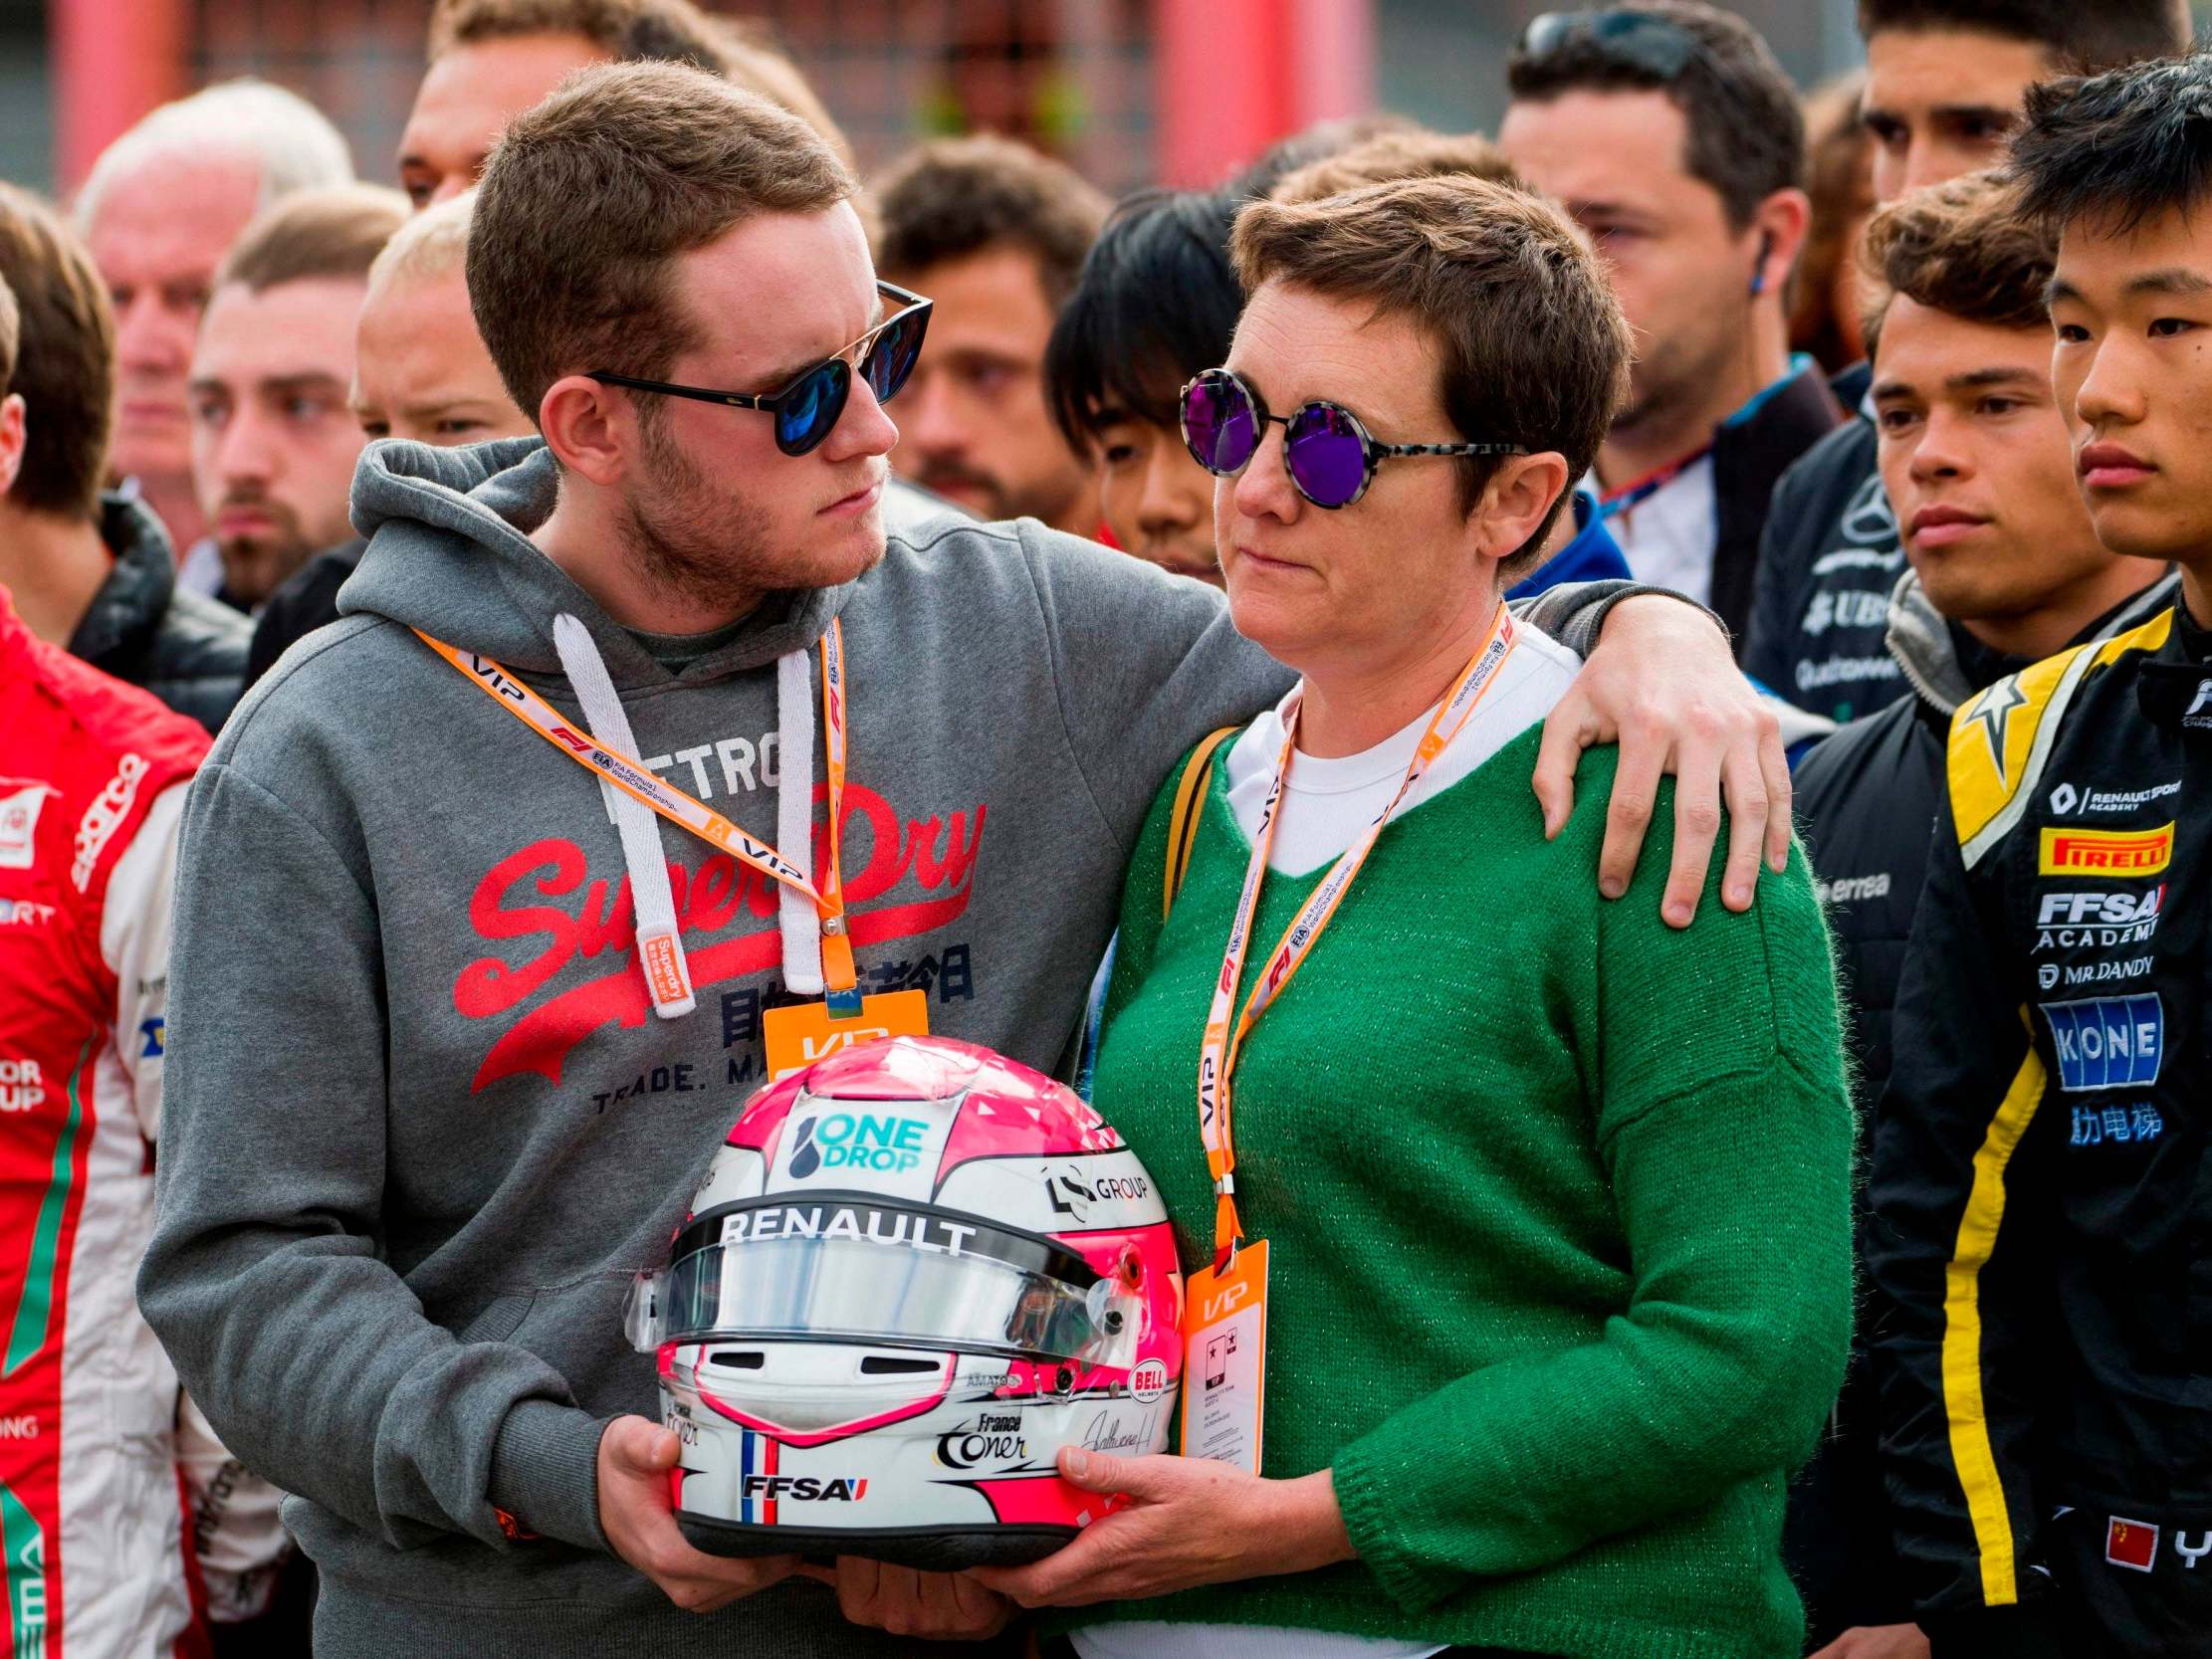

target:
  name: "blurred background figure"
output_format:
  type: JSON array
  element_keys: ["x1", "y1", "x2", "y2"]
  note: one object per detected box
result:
[
  {"x1": 0, "y1": 182, "x2": 248, "y2": 730},
  {"x1": 186, "y1": 184, "x2": 406, "y2": 613},
  {"x1": 1744, "y1": 0, "x2": 2193, "y2": 726},
  {"x1": 72, "y1": 81, "x2": 355, "y2": 592},
  {"x1": 246, "y1": 187, "x2": 533, "y2": 686},
  {"x1": 871, "y1": 133, "x2": 1109, "y2": 534},
  {"x1": 1500, "y1": 0, "x2": 1839, "y2": 644},
  {"x1": 398, "y1": 0, "x2": 850, "y2": 211},
  {"x1": 1791, "y1": 70, "x2": 1875, "y2": 381}
]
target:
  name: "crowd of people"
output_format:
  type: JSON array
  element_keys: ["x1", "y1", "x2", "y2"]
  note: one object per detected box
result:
[{"x1": 0, "y1": 0, "x2": 2205, "y2": 1654}]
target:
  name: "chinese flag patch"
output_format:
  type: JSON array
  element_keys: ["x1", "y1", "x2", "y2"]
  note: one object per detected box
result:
[{"x1": 2106, "y1": 1516, "x2": 2160, "y2": 1572}]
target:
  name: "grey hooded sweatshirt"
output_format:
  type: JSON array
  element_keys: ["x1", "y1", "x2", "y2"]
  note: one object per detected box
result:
[{"x1": 139, "y1": 438, "x2": 1634, "y2": 1657}]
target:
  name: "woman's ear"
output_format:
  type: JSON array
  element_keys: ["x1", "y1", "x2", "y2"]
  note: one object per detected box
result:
[{"x1": 1471, "y1": 450, "x2": 1571, "y2": 564}]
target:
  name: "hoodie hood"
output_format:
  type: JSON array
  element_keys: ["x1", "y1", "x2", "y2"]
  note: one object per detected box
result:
[
  {"x1": 1884, "y1": 562, "x2": 2183, "y2": 718},
  {"x1": 342, "y1": 436, "x2": 850, "y2": 684}
]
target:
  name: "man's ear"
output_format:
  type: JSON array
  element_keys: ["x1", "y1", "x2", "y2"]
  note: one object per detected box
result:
[
  {"x1": 0, "y1": 395, "x2": 25, "y2": 500},
  {"x1": 1471, "y1": 450, "x2": 1571, "y2": 566},
  {"x1": 1749, "y1": 187, "x2": 1813, "y2": 305},
  {"x1": 538, "y1": 374, "x2": 633, "y2": 487}
]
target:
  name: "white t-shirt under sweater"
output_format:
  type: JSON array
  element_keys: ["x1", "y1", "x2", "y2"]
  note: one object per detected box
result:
[{"x1": 1068, "y1": 621, "x2": 1577, "y2": 1659}]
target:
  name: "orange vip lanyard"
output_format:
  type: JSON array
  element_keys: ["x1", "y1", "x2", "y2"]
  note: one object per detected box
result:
[
  {"x1": 1197, "y1": 603, "x2": 1518, "y2": 1269},
  {"x1": 416, "y1": 619, "x2": 863, "y2": 1007}
]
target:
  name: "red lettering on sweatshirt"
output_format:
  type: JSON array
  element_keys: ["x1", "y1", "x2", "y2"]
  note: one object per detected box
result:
[{"x1": 454, "y1": 784, "x2": 986, "y2": 1090}]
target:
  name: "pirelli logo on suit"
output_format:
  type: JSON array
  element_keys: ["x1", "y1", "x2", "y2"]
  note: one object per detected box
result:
[{"x1": 2038, "y1": 822, "x2": 2174, "y2": 878}]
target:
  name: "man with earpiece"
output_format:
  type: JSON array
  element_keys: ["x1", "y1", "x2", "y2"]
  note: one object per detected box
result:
[{"x1": 1498, "y1": 2, "x2": 1844, "y2": 646}]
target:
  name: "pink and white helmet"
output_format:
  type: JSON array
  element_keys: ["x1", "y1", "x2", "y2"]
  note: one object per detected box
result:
[{"x1": 625, "y1": 1035, "x2": 1184, "y2": 1568}]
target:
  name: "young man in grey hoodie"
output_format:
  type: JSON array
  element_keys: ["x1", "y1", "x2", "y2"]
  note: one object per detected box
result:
[{"x1": 138, "y1": 61, "x2": 1795, "y2": 1658}]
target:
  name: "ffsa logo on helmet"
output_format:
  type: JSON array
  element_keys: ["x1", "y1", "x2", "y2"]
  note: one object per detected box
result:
[
  {"x1": 741, "y1": 1474, "x2": 869, "y2": 1503},
  {"x1": 786, "y1": 1111, "x2": 930, "y2": 1176}
]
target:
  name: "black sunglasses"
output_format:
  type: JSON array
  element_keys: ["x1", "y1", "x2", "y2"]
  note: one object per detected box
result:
[
  {"x1": 589, "y1": 281, "x2": 933, "y2": 457},
  {"x1": 1518, "y1": 9, "x2": 1706, "y2": 79},
  {"x1": 1179, "y1": 368, "x2": 1526, "y2": 511}
]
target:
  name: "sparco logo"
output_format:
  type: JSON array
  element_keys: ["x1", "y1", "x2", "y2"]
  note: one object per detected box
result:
[
  {"x1": 937, "y1": 1412, "x2": 1030, "y2": 1469},
  {"x1": 741, "y1": 1475, "x2": 868, "y2": 1503},
  {"x1": 72, "y1": 752, "x2": 147, "y2": 892},
  {"x1": 786, "y1": 1112, "x2": 928, "y2": 1176}
]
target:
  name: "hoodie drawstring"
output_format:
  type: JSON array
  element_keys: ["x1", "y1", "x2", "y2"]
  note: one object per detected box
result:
[{"x1": 552, "y1": 614, "x2": 697, "y2": 1020}]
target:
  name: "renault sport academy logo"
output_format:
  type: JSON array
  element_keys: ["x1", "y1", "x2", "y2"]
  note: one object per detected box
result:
[
  {"x1": 2039, "y1": 823, "x2": 2174, "y2": 877},
  {"x1": 2040, "y1": 994, "x2": 2163, "y2": 1093}
]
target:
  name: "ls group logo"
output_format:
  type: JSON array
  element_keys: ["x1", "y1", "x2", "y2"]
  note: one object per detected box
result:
[{"x1": 2041, "y1": 994, "x2": 2163, "y2": 1093}]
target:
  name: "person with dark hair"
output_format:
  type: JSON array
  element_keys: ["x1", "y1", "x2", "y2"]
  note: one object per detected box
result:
[
  {"x1": 1788, "y1": 169, "x2": 2171, "y2": 1659},
  {"x1": 399, "y1": 0, "x2": 847, "y2": 210},
  {"x1": 1870, "y1": 52, "x2": 2212, "y2": 1659},
  {"x1": 1044, "y1": 186, "x2": 1244, "y2": 583},
  {"x1": 0, "y1": 184, "x2": 248, "y2": 731},
  {"x1": 871, "y1": 135, "x2": 1111, "y2": 533},
  {"x1": 187, "y1": 184, "x2": 407, "y2": 612},
  {"x1": 1743, "y1": 0, "x2": 2191, "y2": 724},
  {"x1": 0, "y1": 284, "x2": 292, "y2": 1659},
  {"x1": 137, "y1": 55, "x2": 1799, "y2": 1659},
  {"x1": 1499, "y1": 1, "x2": 1842, "y2": 643},
  {"x1": 979, "y1": 173, "x2": 1851, "y2": 1659}
]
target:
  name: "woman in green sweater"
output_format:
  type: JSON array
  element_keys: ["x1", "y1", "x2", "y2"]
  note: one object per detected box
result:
[{"x1": 971, "y1": 176, "x2": 1853, "y2": 1658}]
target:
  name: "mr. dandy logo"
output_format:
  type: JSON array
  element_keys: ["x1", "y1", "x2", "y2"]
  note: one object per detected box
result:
[{"x1": 787, "y1": 1111, "x2": 931, "y2": 1177}]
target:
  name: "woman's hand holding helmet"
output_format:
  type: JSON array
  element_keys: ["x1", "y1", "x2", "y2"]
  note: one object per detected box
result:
[{"x1": 965, "y1": 1447, "x2": 1353, "y2": 1608}]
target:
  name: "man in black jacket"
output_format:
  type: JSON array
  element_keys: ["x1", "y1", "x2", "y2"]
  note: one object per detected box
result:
[
  {"x1": 1744, "y1": 0, "x2": 2190, "y2": 722},
  {"x1": 1797, "y1": 169, "x2": 2167, "y2": 1658},
  {"x1": 0, "y1": 184, "x2": 246, "y2": 732},
  {"x1": 1498, "y1": 2, "x2": 1839, "y2": 644}
]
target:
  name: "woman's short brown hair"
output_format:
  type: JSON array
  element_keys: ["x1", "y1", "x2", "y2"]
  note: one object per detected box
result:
[
  {"x1": 1857, "y1": 169, "x2": 2056, "y2": 357},
  {"x1": 468, "y1": 59, "x2": 855, "y2": 426},
  {"x1": 1230, "y1": 175, "x2": 1629, "y2": 571}
]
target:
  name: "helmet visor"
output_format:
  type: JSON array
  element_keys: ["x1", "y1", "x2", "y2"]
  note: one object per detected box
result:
[{"x1": 644, "y1": 1195, "x2": 1135, "y2": 1366}]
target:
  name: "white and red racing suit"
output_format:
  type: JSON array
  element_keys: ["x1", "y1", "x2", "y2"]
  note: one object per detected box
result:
[{"x1": 0, "y1": 592, "x2": 285, "y2": 1657}]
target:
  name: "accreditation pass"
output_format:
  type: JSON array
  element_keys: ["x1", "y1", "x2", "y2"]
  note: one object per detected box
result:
[{"x1": 1179, "y1": 1238, "x2": 1269, "y2": 1474}]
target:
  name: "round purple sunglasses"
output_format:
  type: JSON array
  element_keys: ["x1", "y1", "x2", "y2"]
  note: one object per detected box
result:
[{"x1": 1179, "y1": 367, "x2": 1526, "y2": 510}]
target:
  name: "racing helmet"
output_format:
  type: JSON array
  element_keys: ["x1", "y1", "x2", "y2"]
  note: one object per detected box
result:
[{"x1": 625, "y1": 1035, "x2": 1183, "y2": 1568}]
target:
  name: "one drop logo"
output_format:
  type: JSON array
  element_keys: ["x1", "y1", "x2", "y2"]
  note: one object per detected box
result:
[
  {"x1": 787, "y1": 1116, "x2": 823, "y2": 1179},
  {"x1": 783, "y1": 1111, "x2": 930, "y2": 1177}
]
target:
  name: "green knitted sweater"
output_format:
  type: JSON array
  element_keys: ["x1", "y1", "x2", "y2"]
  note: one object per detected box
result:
[{"x1": 1073, "y1": 723, "x2": 1853, "y2": 1659}]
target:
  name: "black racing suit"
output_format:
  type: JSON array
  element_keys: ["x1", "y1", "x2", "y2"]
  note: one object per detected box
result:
[
  {"x1": 1788, "y1": 572, "x2": 2175, "y2": 1647},
  {"x1": 1871, "y1": 598, "x2": 2212, "y2": 1658}
]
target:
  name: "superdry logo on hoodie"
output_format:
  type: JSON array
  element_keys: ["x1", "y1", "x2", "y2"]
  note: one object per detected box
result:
[{"x1": 454, "y1": 787, "x2": 986, "y2": 1093}]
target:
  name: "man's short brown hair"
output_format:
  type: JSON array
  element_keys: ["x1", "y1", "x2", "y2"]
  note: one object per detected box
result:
[
  {"x1": 1858, "y1": 169, "x2": 2056, "y2": 357},
  {"x1": 470, "y1": 60, "x2": 855, "y2": 424},
  {"x1": 427, "y1": 0, "x2": 852, "y2": 164},
  {"x1": 1231, "y1": 176, "x2": 1629, "y2": 575},
  {"x1": 872, "y1": 135, "x2": 1109, "y2": 309},
  {"x1": 0, "y1": 183, "x2": 115, "y2": 519},
  {"x1": 216, "y1": 184, "x2": 411, "y2": 295},
  {"x1": 1506, "y1": 1, "x2": 1804, "y2": 230},
  {"x1": 1270, "y1": 130, "x2": 1520, "y2": 206}
]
